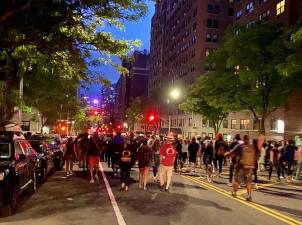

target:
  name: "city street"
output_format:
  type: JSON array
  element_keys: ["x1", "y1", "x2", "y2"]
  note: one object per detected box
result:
[{"x1": 1, "y1": 163, "x2": 301, "y2": 225}]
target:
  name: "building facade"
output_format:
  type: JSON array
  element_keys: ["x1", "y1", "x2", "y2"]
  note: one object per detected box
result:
[
  {"x1": 149, "y1": 0, "x2": 301, "y2": 140},
  {"x1": 233, "y1": 0, "x2": 302, "y2": 140},
  {"x1": 114, "y1": 51, "x2": 150, "y2": 124}
]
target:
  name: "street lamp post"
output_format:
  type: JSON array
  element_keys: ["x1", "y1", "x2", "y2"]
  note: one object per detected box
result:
[{"x1": 167, "y1": 87, "x2": 181, "y2": 135}]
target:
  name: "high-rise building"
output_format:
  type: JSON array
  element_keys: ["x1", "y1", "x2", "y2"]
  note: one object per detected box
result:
[
  {"x1": 234, "y1": 0, "x2": 300, "y2": 27},
  {"x1": 149, "y1": 0, "x2": 302, "y2": 139},
  {"x1": 149, "y1": 0, "x2": 234, "y2": 93},
  {"x1": 114, "y1": 50, "x2": 150, "y2": 123},
  {"x1": 233, "y1": 0, "x2": 302, "y2": 140}
]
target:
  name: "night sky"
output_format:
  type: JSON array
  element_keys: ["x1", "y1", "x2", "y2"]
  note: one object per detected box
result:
[{"x1": 83, "y1": 2, "x2": 155, "y2": 99}]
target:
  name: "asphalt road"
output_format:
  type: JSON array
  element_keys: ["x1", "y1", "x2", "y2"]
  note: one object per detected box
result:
[{"x1": 0, "y1": 163, "x2": 301, "y2": 225}]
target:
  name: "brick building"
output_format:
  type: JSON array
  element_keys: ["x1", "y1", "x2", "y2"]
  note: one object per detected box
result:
[
  {"x1": 233, "y1": 0, "x2": 302, "y2": 140},
  {"x1": 149, "y1": 0, "x2": 302, "y2": 140},
  {"x1": 114, "y1": 51, "x2": 150, "y2": 123},
  {"x1": 149, "y1": 0, "x2": 234, "y2": 93}
]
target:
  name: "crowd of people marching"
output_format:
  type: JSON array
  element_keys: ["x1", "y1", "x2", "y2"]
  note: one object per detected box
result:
[{"x1": 63, "y1": 131, "x2": 302, "y2": 201}]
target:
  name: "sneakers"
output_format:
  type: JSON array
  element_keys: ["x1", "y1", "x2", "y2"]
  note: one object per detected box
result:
[
  {"x1": 227, "y1": 182, "x2": 233, "y2": 187},
  {"x1": 121, "y1": 183, "x2": 125, "y2": 189},
  {"x1": 165, "y1": 188, "x2": 170, "y2": 193},
  {"x1": 125, "y1": 186, "x2": 129, "y2": 191},
  {"x1": 246, "y1": 195, "x2": 252, "y2": 202},
  {"x1": 90, "y1": 179, "x2": 95, "y2": 184},
  {"x1": 231, "y1": 191, "x2": 237, "y2": 198}
]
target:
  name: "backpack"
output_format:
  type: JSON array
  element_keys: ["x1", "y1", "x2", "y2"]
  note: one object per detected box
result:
[
  {"x1": 121, "y1": 150, "x2": 132, "y2": 163},
  {"x1": 240, "y1": 144, "x2": 255, "y2": 169}
]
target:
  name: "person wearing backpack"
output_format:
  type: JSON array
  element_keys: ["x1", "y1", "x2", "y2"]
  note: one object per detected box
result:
[
  {"x1": 214, "y1": 133, "x2": 228, "y2": 177},
  {"x1": 119, "y1": 137, "x2": 136, "y2": 191},
  {"x1": 225, "y1": 134, "x2": 264, "y2": 201}
]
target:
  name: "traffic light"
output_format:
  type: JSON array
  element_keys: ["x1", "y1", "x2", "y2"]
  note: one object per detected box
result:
[
  {"x1": 148, "y1": 114, "x2": 155, "y2": 122},
  {"x1": 94, "y1": 110, "x2": 99, "y2": 116},
  {"x1": 146, "y1": 112, "x2": 158, "y2": 123}
]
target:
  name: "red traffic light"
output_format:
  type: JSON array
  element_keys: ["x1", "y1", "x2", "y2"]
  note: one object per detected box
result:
[{"x1": 148, "y1": 115, "x2": 155, "y2": 122}]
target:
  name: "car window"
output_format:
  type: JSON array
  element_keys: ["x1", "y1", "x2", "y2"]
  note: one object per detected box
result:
[
  {"x1": 0, "y1": 138, "x2": 12, "y2": 159},
  {"x1": 14, "y1": 141, "x2": 24, "y2": 156}
]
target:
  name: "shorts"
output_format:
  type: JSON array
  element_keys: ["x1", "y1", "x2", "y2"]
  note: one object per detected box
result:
[
  {"x1": 234, "y1": 165, "x2": 253, "y2": 184},
  {"x1": 89, "y1": 156, "x2": 100, "y2": 167}
]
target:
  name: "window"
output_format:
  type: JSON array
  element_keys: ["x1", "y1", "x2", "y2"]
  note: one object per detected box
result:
[
  {"x1": 213, "y1": 20, "x2": 218, "y2": 28},
  {"x1": 271, "y1": 119, "x2": 278, "y2": 130},
  {"x1": 236, "y1": 10, "x2": 242, "y2": 21},
  {"x1": 207, "y1": 19, "x2": 219, "y2": 28},
  {"x1": 276, "y1": 0, "x2": 285, "y2": 16},
  {"x1": 228, "y1": 7, "x2": 234, "y2": 16},
  {"x1": 206, "y1": 33, "x2": 212, "y2": 42},
  {"x1": 14, "y1": 141, "x2": 24, "y2": 155},
  {"x1": 208, "y1": 133, "x2": 214, "y2": 139},
  {"x1": 214, "y1": 5, "x2": 220, "y2": 14},
  {"x1": 223, "y1": 120, "x2": 228, "y2": 128},
  {"x1": 259, "y1": 0, "x2": 268, "y2": 4},
  {"x1": 202, "y1": 119, "x2": 208, "y2": 127},
  {"x1": 208, "y1": 4, "x2": 213, "y2": 13},
  {"x1": 240, "y1": 119, "x2": 250, "y2": 130},
  {"x1": 212, "y1": 34, "x2": 218, "y2": 43},
  {"x1": 246, "y1": 2, "x2": 254, "y2": 14},
  {"x1": 21, "y1": 121, "x2": 30, "y2": 131},
  {"x1": 231, "y1": 119, "x2": 237, "y2": 129},
  {"x1": 202, "y1": 132, "x2": 207, "y2": 138}
]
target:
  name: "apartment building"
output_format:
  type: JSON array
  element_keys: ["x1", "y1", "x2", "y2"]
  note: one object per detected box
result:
[{"x1": 149, "y1": 0, "x2": 301, "y2": 140}]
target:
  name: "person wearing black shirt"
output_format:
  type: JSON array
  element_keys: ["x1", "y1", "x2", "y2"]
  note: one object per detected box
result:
[
  {"x1": 87, "y1": 132, "x2": 102, "y2": 183},
  {"x1": 188, "y1": 137, "x2": 199, "y2": 173}
]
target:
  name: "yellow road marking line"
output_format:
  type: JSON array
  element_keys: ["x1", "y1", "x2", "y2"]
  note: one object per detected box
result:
[
  {"x1": 236, "y1": 182, "x2": 280, "y2": 196},
  {"x1": 182, "y1": 175, "x2": 302, "y2": 225},
  {"x1": 258, "y1": 175, "x2": 302, "y2": 190}
]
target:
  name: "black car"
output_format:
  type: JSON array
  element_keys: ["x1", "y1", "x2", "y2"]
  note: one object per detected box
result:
[
  {"x1": 0, "y1": 122, "x2": 37, "y2": 217},
  {"x1": 28, "y1": 138, "x2": 55, "y2": 183},
  {"x1": 30, "y1": 134, "x2": 64, "y2": 171}
]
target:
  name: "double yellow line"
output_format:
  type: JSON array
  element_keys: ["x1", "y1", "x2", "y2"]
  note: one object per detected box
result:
[{"x1": 182, "y1": 175, "x2": 302, "y2": 225}]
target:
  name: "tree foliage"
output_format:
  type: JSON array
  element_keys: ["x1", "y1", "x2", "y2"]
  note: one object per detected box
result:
[
  {"x1": 201, "y1": 23, "x2": 302, "y2": 134},
  {"x1": 179, "y1": 75, "x2": 228, "y2": 135},
  {"x1": 0, "y1": 0, "x2": 147, "y2": 121}
]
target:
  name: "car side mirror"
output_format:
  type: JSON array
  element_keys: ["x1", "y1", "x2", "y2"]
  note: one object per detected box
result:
[{"x1": 19, "y1": 154, "x2": 26, "y2": 161}]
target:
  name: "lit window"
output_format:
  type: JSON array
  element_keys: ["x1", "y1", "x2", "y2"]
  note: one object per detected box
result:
[
  {"x1": 246, "y1": 2, "x2": 254, "y2": 14},
  {"x1": 231, "y1": 119, "x2": 237, "y2": 129},
  {"x1": 240, "y1": 119, "x2": 250, "y2": 130},
  {"x1": 276, "y1": 0, "x2": 285, "y2": 16},
  {"x1": 236, "y1": 10, "x2": 242, "y2": 21}
]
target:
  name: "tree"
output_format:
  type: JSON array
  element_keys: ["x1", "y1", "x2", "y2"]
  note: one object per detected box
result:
[
  {"x1": 179, "y1": 75, "x2": 228, "y2": 135},
  {"x1": 0, "y1": 0, "x2": 147, "y2": 120},
  {"x1": 203, "y1": 23, "x2": 302, "y2": 134},
  {"x1": 125, "y1": 97, "x2": 145, "y2": 130}
]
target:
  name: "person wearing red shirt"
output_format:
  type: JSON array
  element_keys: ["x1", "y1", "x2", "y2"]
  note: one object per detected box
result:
[{"x1": 159, "y1": 135, "x2": 177, "y2": 192}]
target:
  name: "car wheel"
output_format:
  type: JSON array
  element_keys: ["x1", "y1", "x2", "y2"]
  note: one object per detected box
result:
[{"x1": 0, "y1": 186, "x2": 17, "y2": 217}]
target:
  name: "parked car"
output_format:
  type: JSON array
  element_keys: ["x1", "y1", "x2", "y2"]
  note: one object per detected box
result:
[
  {"x1": 0, "y1": 122, "x2": 37, "y2": 217},
  {"x1": 28, "y1": 136, "x2": 55, "y2": 183},
  {"x1": 29, "y1": 134, "x2": 65, "y2": 171}
]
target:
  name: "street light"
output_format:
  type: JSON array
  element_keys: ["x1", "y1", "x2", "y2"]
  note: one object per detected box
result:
[
  {"x1": 170, "y1": 88, "x2": 181, "y2": 100},
  {"x1": 166, "y1": 87, "x2": 182, "y2": 134},
  {"x1": 93, "y1": 99, "x2": 99, "y2": 104}
]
